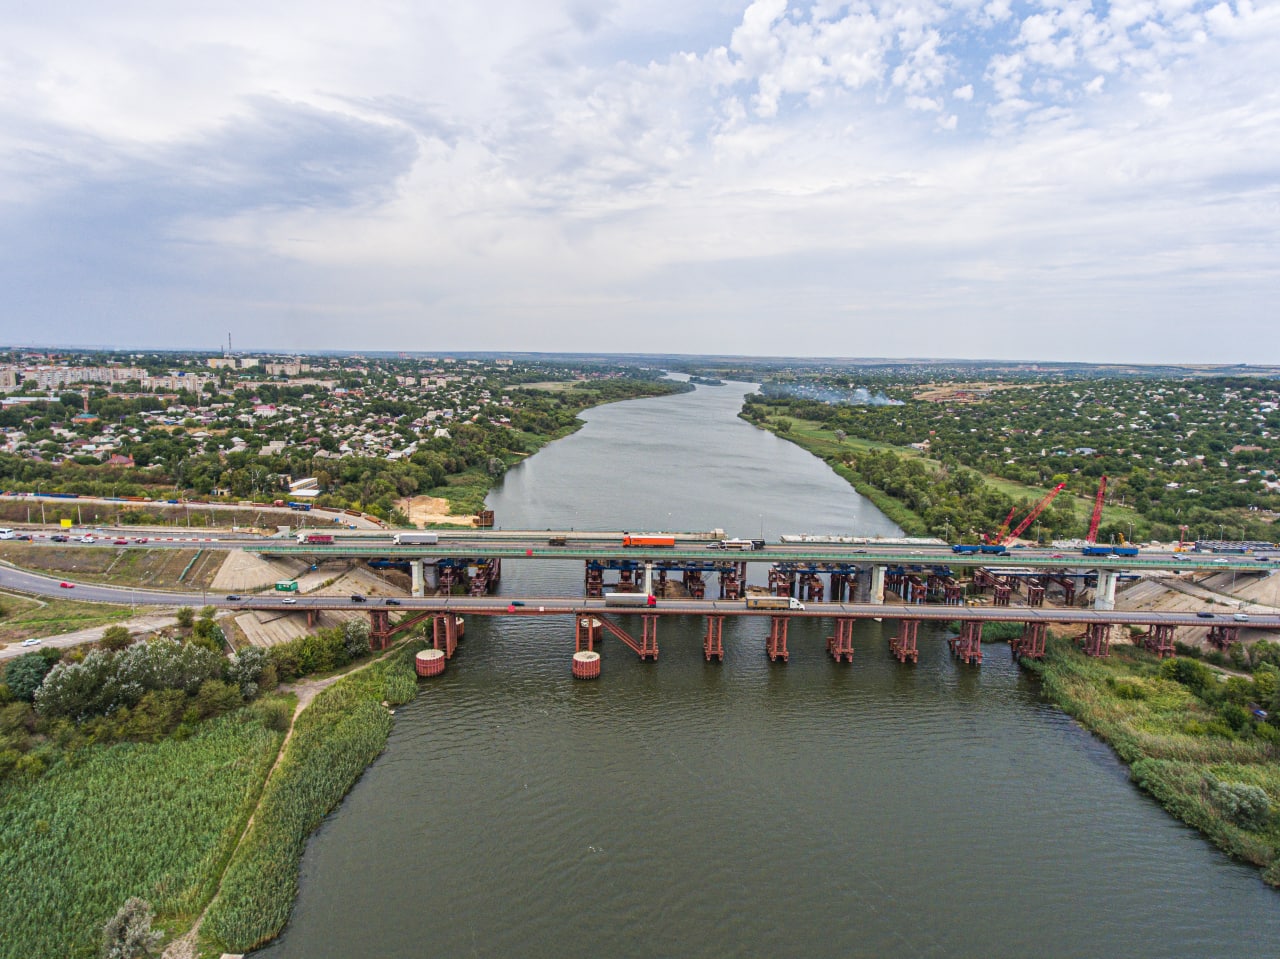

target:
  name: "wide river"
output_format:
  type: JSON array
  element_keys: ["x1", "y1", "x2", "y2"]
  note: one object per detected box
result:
[{"x1": 259, "y1": 381, "x2": 1278, "y2": 958}]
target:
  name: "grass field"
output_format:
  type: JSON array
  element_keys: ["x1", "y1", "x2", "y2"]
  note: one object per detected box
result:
[
  {"x1": 0, "y1": 710, "x2": 286, "y2": 959},
  {"x1": 0, "y1": 544, "x2": 225, "y2": 590},
  {"x1": 0, "y1": 593, "x2": 148, "y2": 645}
]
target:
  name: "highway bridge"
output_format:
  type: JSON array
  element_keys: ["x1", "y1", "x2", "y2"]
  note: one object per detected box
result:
[{"x1": 4, "y1": 559, "x2": 1274, "y2": 670}]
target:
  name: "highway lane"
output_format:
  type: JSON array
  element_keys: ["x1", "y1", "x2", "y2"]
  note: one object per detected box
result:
[
  {"x1": 4, "y1": 565, "x2": 1274, "y2": 630},
  {"x1": 2, "y1": 525, "x2": 1276, "y2": 571}
]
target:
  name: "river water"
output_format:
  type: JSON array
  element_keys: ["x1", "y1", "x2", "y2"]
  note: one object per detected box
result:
[{"x1": 258, "y1": 381, "x2": 1277, "y2": 958}]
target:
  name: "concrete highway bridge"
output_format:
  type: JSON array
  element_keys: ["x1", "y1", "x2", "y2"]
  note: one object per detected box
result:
[{"x1": 4, "y1": 554, "x2": 1276, "y2": 672}]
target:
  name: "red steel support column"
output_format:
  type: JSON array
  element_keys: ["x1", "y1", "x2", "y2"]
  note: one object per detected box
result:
[
  {"x1": 703, "y1": 616, "x2": 725, "y2": 662},
  {"x1": 949, "y1": 620, "x2": 983, "y2": 665},
  {"x1": 827, "y1": 618, "x2": 855, "y2": 663},
  {"x1": 766, "y1": 616, "x2": 790, "y2": 662},
  {"x1": 1141, "y1": 623, "x2": 1175, "y2": 658},
  {"x1": 368, "y1": 609, "x2": 392, "y2": 649},
  {"x1": 433, "y1": 613, "x2": 460, "y2": 658},
  {"x1": 1081, "y1": 622, "x2": 1111, "y2": 657},
  {"x1": 890, "y1": 620, "x2": 920, "y2": 664},
  {"x1": 306, "y1": 609, "x2": 318, "y2": 629},
  {"x1": 1013, "y1": 622, "x2": 1047, "y2": 660},
  {"x1": 1206, "y1": 624, "x2": 1239, "y2": 651},
  {"x1": 638, "y1": 615, "x2": 659, "y2": 661}
]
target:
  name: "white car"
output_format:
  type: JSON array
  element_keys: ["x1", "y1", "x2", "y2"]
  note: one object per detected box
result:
[
  {"x1": 282, "y1": 597, "x2": 298, "y2": 604},
  {"x1": 21, "y1": 638, "x2": 41, "y2": 646}
]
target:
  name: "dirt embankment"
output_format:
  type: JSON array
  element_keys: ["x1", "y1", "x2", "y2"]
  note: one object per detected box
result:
[{"x1": 396, "y1": 495, "x2": 475, "y2": 527}]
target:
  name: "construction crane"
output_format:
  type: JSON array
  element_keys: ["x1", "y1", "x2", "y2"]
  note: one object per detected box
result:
[
  {"x1": 1086, "y1": 475, "x2": 1107, "y2": 545},
  {"x1": 998, "y1": 483, "x2": 1067, "y2": 545}
]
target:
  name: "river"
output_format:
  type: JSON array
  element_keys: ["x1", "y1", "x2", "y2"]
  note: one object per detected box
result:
[{"x1": 257, "y1": 381, "x2": 1277, "y2": 958}]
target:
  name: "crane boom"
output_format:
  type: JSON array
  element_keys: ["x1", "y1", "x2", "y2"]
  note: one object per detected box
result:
[
  {"x1": 1086, "y1": 475, "x2": 1107, "y2": 544},
  {"x1": 1001, "y1": 483, "x2": 1067, "y2": 545}
]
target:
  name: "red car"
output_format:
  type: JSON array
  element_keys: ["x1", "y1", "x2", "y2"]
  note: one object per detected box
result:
[
  {"x1": 113, "y1": 539, "x2": 129, "y2": 545},
  {"x1": 134, "y1": 537, "x2": 148, "y2": 544},
  {"x1": 59, "y1": 581, "x2": 74, "y2": 589}
]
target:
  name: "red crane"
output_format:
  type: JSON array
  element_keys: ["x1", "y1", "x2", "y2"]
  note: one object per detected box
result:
[
  {"x1": 999, "y1": 483, "x2": 1067, "y2": 545},
  {"x1": 1086, "y1": 475, "x2": 1107, "y2": 545}
]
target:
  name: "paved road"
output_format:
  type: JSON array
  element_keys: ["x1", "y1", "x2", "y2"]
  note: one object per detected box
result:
[
  {"x1": 4, "y1": 564, "x2": 1273, "y2": 630},
  {"x1": 3, "y1": 525, "x2": 1276, "y2": 572}
]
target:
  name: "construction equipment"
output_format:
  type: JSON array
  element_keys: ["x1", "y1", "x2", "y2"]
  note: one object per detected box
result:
[
  {"x1": 998, "y1": 483, "x2": 1067, "y2": 545},
  {"x1": 1086, "y1": 476, "x2": 1107, "y2": 545}
]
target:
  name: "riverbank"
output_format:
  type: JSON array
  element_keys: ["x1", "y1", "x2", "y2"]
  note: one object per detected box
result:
[
  {"x1": 199, "y1": 640, "x2": 425, "y2": 954},
  {"x1": 1022, "y1": 635, "x2": 1280, "y2": 886}
]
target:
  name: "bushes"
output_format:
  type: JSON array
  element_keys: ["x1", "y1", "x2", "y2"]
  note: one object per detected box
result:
[
  {"x1": 1210, "y1": 778, "x2": 1272, "y2": 831},
  {"x1": 203, "y1": 646, "x2": 423, "y2": 952}
]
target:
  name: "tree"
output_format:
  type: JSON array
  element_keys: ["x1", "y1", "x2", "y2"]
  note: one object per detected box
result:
[
  {"x1": 342, "y1": 619, "x2": 371, "y2": 660},
  {"x1": 228, "y1": 646, "x2": 267, "y2": 698},
  {"x1": 175, "y1": 607, "x2": 194, "y2": 630},
  {"x1": 101, "y1": 897, "x2": 162, "y2": 958},
  {"x1": 101, "y1": 625, "x2": 133, "y2": 651},
  {"x1": 4, "y1": 652, "x2": 56, "y2": 702}
]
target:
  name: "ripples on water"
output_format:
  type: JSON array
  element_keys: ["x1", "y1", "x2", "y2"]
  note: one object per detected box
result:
[{"x1": 258, "y1": 382, "x2": 1276, "y2": 959}]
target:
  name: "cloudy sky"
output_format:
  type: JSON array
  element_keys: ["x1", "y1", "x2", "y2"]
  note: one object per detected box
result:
[{"x1": 1, "y1": 0, "x2": 1277, "y2": 361}]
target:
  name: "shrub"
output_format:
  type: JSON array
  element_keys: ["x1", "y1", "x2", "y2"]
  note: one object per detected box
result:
[
  {"x1": 99, "y1": 626, "x2": 133, "y2": 652},
  {"x1": 1209, "y1": 778, "x2": 1272, "y2": 830},
  {"x1": 100, "y1": 897, "x2": 162, "y2": 959},
  {"x1": 175, "y1": 607, "x2": 194, "y2": 630}
]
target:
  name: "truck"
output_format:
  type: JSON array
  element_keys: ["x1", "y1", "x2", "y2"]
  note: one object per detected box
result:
[
  {"x1": 745, "y1": 596, "x2": 805, "y2": 610},
  {"x1": 1081, "y1": 545, "x2": 1139, "y2": 557},
  {"x1": 297, "y1": 533, "x2": 334, "y2": 545},
  {"x1": 604, "y1": 592, "x2": 656, "y2": 607},
  {"x1": 287, "y1": 501, "x2": 312, "y2": 511},
  {"x1": 393, "y1": 532, "x2": 439, "y2": 545},
  {"x1": 275, "y1": 580, "x2": 299, "y2": 591},
  {"x1": 622, "y1": 534, "x2": 676, "y2": 548},
  {"x1": 708, "y1": 538, "x2": 760, "y2": 550},
  {"x1": 951, "y1": 544, "x2": 982, "y2": 554}
]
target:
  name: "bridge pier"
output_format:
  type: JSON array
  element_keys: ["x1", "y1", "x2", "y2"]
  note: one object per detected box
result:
[
  {"x1": 766, "y1": 616, "x2": 790, "y2": 662},
  {"x1": 369, "y1": 609, "x2": 393, "y2": 649},
  {"x1": 869, "y1": 565, "x2": 886, "y2": 605},
  {"x1": 411, "y1": 559, "x2": 425, "y2": 598},
  {"x1": 704, "y1": 615, "x2": 725, "y2": 661},
  {"x1": 948, "y1": 621, "x2": 983, "y2": 665},
  {"x1": 827, "y1": 618, "x2": 855, "y2": 663},
  {"x1": 889, "y1": 620, "x2": 919, "y2": 663},
  {"x1": 1093, "y1": 569, "x2": 1119, "y2": 611},
  {"x1": 1141, "y1": 623, "x2": 1176, "y2": 658},
  {"x1": 1206, "y1": 624, "x2": 1240, "y2": 651},
  {"x1": 1012, "y1": 622, "x2": 1047, "y2": 660},
  {"x1": 576, "y1": 616, "x2": 602, "y2": 652},
  {"x1": 432, "y1": 613, "x2": 461, "y2": 658},
  {"x1": 1081, "y1": 622, "x2": 1111, "y2": 657}
]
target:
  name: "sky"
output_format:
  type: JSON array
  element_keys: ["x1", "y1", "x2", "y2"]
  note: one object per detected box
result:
[{"x1": 1, "y1": 0, "x2": 1277, "y2": 362}]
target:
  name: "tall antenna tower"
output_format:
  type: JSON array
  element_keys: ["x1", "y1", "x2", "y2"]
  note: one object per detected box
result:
[{"x1": 227, "y1": 332, "x2": 232, "y2": 356}]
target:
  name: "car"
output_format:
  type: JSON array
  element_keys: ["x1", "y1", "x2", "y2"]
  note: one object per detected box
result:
[
  {"x1": 113, "y1": 539, "x2": 129, "y2": 545},
  {"x1": 59, "y1": 581, "x2": 74, "y2": 589},
  {"x1": 79, "y1": 535, "x2": 94, "y2": 543},
  {"x1": 350, "y1": 594, "x2": 365, "y2": 603},
  {"x1": 1050, "y1": 553, "x2": 1064, "y2": 559},
  {"x1": 21, "y1": 638, "x2": 40, "y2": 646},
  {"x1": 226, "y1": 594, "x2": 242, "y2": 601},
  {"x1": 14, "y1": 533, "x2": 31, "y2": 541},
  {"x1": 384, "y1": 598, "x2": 401, "y2": 606},
  {"x1": 134, "y1": 537, "x2": 148, "y2": 544},
  {"x1": 281, "y1": 597, "x2": 298, "y2": 604},
  {"x1": 509, "y1": 600, "x2": 526, "y2": 606},
  {"x1": 50, "y1": 534, "x2": 68, "y2": 542},
  {"x1": 1212, "y1": 559, "x2": 1229, "y2": 565},
  {"x1": 1234, "y1": 613, "x2": 1250, "y2": 622},
  {"x1": 1196, "y1": 611, "x2": 1215, "y2": 619}
]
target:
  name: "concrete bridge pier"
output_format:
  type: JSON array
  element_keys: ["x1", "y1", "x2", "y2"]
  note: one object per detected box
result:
[
  {"x1": 411, "y1": 559, "x2": 425, "y2": 598},
  {"x1": 868, "y1": 565, "x2": 886, "y2": 605},
  {"x1": 1093, "y1": 569, "x2": 1119, "y2": 611}
]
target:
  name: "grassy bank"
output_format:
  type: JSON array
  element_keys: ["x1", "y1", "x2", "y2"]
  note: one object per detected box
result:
[
  {"x1": 0, "y1": 709, "x2": 286, "y2": 959},
  {"x1": 202, "y1": 643, "x2": 425, "y2": 953},
  {"x1": 1022, "y1": 637, "x2": 1280, "y2": 884},
  {"x1": 0, "y1": 593, "x2": 151, "y2": 646}
]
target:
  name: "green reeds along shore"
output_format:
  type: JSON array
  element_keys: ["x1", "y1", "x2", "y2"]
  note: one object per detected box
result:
[{"x1": 1022, "y1": 637, "x2": 1280, "y2": 885}]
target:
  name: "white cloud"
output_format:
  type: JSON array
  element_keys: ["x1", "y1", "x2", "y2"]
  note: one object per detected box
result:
[{"x1": 0, "y1": 0, "x2": 1277, "y2": 360}]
